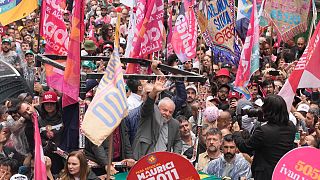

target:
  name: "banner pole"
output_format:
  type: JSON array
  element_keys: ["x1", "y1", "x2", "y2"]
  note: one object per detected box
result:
[{"x1": 106, "y1": 132, "x2": 114, "y2": 180}]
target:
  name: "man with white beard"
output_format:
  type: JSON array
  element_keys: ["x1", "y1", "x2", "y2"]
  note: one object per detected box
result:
[{"x1": 197, "y1": 128, "x2": 222, "y2": 171}]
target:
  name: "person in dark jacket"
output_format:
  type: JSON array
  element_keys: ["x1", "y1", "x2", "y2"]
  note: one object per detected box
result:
[
  {"x1": 233, "y1": 95, "x2": 296, "y2": 180},
  {"x1": 36, "y1": 91, "x2": 64, "y2": 175},
  {"x1": 84, "y1": 120, "x2": 134, "y2": 176}
]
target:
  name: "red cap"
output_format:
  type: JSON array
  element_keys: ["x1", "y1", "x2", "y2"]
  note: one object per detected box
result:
[
  {"x1": 216, "y1": 68, "x2": 230, "y2": 78},
  {"x1": 42, "y1": 91, "x2": 58, "y2": 103},
  {"x1": 115, "y1": 7, "x2": 122, "y2": 13},
  {"x1": 103, "y1": 44, "x2": 113, "y2": 50},
  {"x1": 228, "y1": 91, "x2": 240, "y2": 100}
]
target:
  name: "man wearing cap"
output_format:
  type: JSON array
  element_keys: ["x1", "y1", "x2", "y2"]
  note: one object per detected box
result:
[
  {"x1": 82, "y1": 40, "x2": 97, "y2": 56},
  {"x1": 0, "y1": 38, "x2": 22, "y2": 70},
  {"x1": 81, "y1": 60, "x2": 96, "y2": 74},
  {"x1": 216, "y1": 68, "x2": 231, "y2": 85},
  {"x1": 176, "y1": 85, "x2": 197, "y2": 118},
  {"x1": 21, "y1": 50, "x2": 35, "y2": 90}
]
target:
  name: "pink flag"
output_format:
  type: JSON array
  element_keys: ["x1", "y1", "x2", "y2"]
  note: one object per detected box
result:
[
  {"x1": 62, "y1": 0, "x2": 85, "y2": 107},
  {"x1": 40, "y1": 0, "x2": 69, "y2": 93},
  {"x1": 171, "y1": 0, "x2": 197, "y2": 62},
  {"x1": 126, "y1": 0, "x2": 164, "y2": 74},
  {"x1": 166, "y1": 5, "x2": 174, "y2": 58},
  {"x1": 33, "y1": 113, "x2": 47, "y2": 180},
  {"x1": 234, "y1": 0, "x2": 260, "y2": 99},
  {"x1": 279, "y1": 21, "x2": 320, "y2": 111}
]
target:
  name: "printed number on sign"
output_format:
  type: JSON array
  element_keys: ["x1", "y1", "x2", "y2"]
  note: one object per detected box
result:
[{"x1": 295, "y1": 160, "x2": 320, "y2": 179}]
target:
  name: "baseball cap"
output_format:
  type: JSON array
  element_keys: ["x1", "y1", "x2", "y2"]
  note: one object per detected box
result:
[
  {"x1": 120, "y1": 37, "x2": 126, "y2": 45},
  {"x1": 103, "y1": 44, "x2": 113, "y2": 50},
  {"x1": 83, "y1": 40, "x2": 97, "y2": 51},
  {"x1": 186, "y1": 85, "x2": 197, "y2": 94},
  {"x1": 25, "y1": 50, "x2": 34, "y2": 56},
  {"x1": 10, "y1": 174, "x2": 28, "y2": 180},
  {"x1": 42, "y1": 91, "x2": 58, "y2": 103},
  {"x1": 297, "y1": 103, "x2": 310, "y2": 113},
  {"x1": 82, "y1": 60, "x2": 96, "y2": 70},
  {"x1": 228, "y1": 91, "x2": 240, "y2": 100},
  {"x1": 2, "y1": 38, "x2": 11, "y2": 44},
  {"x1": 216, "y1": 68, "x2": 230, "y2": 78}
]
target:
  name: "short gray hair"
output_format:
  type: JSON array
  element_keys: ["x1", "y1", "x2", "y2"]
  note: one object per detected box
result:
[{"x1": 158, "y1": 97, "x2": 175, "y2": 110}]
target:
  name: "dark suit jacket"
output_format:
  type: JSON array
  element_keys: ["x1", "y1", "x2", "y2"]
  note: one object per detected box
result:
[
  {"x1": 233, "y1": 121, "x2": 296, "y2": 180},
  {"x1": 133, "y1": 97, "x2": 182, "y2": 160},
  {"x1": 84, "y1": 120, "x2": 133, "y2": 166}
]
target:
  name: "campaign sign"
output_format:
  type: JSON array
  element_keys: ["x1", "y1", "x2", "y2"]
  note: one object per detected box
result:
[
  {"x1": 272, "y1": 147, "x2": 320, "y2": 180},
  {"x1": 128, "y1": 152, "x2": 200, "y2": 180}
]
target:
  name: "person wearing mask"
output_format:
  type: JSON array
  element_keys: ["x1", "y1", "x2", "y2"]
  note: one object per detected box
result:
[
  {"x1": 133, "y1": 77, "x2": 182, "y2": 160},
  {"x1": 233, "y1": 95, "x2": 296, "y2": 180},
  {"x1": 197, "y1": 128, "x2": 222, "y2": 172},
  {"x1": 204, "y1": 134, "x2": 252, "y2": 179}
]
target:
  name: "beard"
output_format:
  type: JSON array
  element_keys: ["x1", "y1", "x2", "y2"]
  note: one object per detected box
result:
[
  {"x1": 207, "y1": 145, "x2": 218, "y2": 152},
  {"x1": 224, "y1": 152, "x2": 235, "y2": 161}
]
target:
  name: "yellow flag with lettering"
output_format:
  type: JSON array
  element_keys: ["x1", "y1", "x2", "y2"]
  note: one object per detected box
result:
[
  {"x1": 81, "y1": 14, "x2": 128, "y2": 146},
  {"x1": 0, "y1": 0, "x2": 38, "y2": 26}
]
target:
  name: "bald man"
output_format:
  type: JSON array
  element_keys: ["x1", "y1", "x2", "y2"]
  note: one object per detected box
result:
[
  {"x1": 217, "y1": 111, "x2": 232, "y2": 130},
  {"x1": 295, "y1": 37, "x2": 306, "y2": 59}
]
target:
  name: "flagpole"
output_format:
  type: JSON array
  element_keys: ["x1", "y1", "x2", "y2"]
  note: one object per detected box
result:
[{"x1": 106, "y1": 133, "x2": 114, "y2": 180}]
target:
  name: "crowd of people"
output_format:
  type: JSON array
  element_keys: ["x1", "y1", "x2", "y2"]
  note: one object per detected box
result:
[{"x1": 0, "y1": 0, "x2": 319, "y2": 179}]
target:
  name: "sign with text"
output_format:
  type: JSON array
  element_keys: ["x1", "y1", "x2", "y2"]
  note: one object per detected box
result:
[
  {"x1": 171, "y1": 0, "x2": 197, "y2": 63},
  {"x1": 272, "y1": 147, "x2": 320, "y2": 180},
  {"x1": 263, "y1": 0, "x2": 311, "y2": 42},
  {"x1": 128, "y1": 152, "x2": 200, "y2": 180},
  {"x1": 40, "y1": 0, "x2": 69, "y2": 55},
  {"x1": 129, "y1": 0, "x2": 164, "y2": 58},
  {"x1": 194, "y1": 0, "x2": 236, "y2": 54}
]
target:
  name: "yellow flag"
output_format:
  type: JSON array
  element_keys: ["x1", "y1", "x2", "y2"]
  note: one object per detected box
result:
[
  {"x1": 81, "y1": 14, "x2": 128, "y2": 146},
  {"x1": 0, "y1": 0, "x2": 38, "y2": 26}
]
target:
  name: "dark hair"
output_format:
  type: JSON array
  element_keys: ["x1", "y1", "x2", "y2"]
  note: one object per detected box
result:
[
  {"x1": 167, "y1": 54, "x2": 178, "y2": 66},
  {"x1": 206, "y1": 128, "x2": 222, "y2": 138},
  {"x1": 262, "y1": 95, "x2": 289, "y2": 125},
  {"x1": 308, "y1": 108, "x2": 319, "y2": 124},
  {"x1": 176, "y1": 115, "x2": 188, "y2": 124},
  {"x1": 261, "y1": 80, "x2": 275, "y2": 89},
  {"x1": 223, "y1": 134, "x2": 234, "y2": 143},
  {"x1": 126, "y1": 79, "x2": 142, "y2": 94},
  {"x1": 0, "y1": 158, "x2": 19, "y2": 174}
]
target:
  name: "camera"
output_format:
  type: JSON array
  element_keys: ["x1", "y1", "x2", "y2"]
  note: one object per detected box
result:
[{"x1": 241, "y1": 108, "x2": 265, "y2": 122}]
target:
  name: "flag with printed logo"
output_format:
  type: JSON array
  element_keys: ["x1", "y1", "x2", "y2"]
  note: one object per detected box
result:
[
  {"x1": 126, "y1": 0, "x2": 164, "y2": 74},
  {"x1": 279, "y1": 21, "x2": 320, "y2": 111},
  {"x1": 81, "y1": 15, "x2": 128, "y2": 146},
  {"x1": 263, "y1": 0, "x2": 311, "y2": 42},
  {"x1": 171, "y1": 0, "x2": 197, "y2": 63}
]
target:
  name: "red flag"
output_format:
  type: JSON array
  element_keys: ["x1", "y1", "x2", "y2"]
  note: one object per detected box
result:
[
  {"x1": 40, "y1": 0, "x2": 69, "y2": 93},
  {"x1": 62, "y1": 0, "x2": 85, "y2": 107},
  {"x1": 33, "y1": 113, "x2": 47, "y2": 180},
  {"x1": 279, "y1": 21, "x2": 320, "y2": 111}
]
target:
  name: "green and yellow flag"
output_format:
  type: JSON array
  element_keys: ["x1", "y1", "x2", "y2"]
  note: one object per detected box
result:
[{"x1": 0, "y1": 0, "x2": 38, "y2": 26}]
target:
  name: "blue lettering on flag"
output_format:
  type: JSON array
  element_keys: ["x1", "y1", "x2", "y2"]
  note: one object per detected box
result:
[{"x1": 92, "y1": 91, "x2": 126, "y2": 128}]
